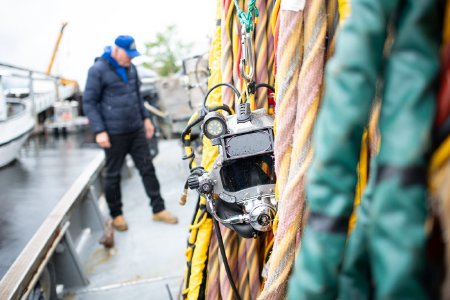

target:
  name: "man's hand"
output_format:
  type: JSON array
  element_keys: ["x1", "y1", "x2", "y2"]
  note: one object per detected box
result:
[
  {"x1": 144, "y1": 118, "x2": 155, "y2": 139},
  {"x1": 96, "y1": 131, "x2": 111, "y2": 148}
]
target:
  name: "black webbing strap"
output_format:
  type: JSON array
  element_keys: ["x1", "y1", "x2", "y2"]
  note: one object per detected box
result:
[
  {"x1": 376, "y1": 164, "x2": 426, "y2": 187},
  {"x1": 308, "y1": 211, "x2": 349, "y2": 234}
]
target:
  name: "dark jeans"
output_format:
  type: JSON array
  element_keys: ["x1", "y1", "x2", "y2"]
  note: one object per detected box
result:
[{"x1": 104, "y1": 129, "x2": 165, "y2": 217}]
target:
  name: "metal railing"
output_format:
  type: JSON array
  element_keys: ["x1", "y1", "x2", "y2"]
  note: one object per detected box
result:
[
  {"x1": 0, "y1": 152, "x2": 105, "y2": 299},
  {"x1": 0, "y1": 62, "x2": 78, "y2": 117}
]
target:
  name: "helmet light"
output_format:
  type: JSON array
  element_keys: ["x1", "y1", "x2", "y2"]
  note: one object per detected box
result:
[{"x1": 203, "y1": 112, "x2": 227, "y2": 139}]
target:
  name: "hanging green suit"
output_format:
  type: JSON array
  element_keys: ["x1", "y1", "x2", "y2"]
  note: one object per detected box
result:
[{"x1": 288, "y1": 0, "x2": 441, "y2": 299}]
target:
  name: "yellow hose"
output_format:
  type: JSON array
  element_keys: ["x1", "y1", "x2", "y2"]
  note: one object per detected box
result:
[{"x1": 181, "y1": 1, "x2": 223, "y2": 298}]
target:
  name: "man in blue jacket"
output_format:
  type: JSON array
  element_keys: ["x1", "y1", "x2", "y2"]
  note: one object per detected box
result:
[{"x1": 83, "y1": 35, "x2": 178, "y2": 231}]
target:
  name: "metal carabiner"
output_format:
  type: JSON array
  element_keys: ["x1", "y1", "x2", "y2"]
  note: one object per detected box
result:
[{"x1": 239, "y1": 28, "x2": 255, "y2": 82}]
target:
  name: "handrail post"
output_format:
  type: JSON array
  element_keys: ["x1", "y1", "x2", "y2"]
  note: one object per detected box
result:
[
  {"x1": 0, "y1": 76, "x2": 6, "y2": 121},
  {"x1": 28, "y1": 71, "x2": 36, "y2": 120}
]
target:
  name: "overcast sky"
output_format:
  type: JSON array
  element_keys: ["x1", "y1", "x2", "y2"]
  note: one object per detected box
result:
[{"x1": 0, "y1": 0, "x2": 216, "y2": 89}]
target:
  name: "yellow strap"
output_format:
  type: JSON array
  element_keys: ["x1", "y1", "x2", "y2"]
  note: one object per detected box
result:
[
  {"x1": 430, "y1": 135, "x2": 450, "y2": 173},
  {"x1": 444, "y1": 1, "x2": 450, "y2": 44},
  {"x1": 348, "y1": 130, "x2": 369, "y2": 233},
  {"x1": 338, "y1": 0, "x2": 351, "y2": 23}
]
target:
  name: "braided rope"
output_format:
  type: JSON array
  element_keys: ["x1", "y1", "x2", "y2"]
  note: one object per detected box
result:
[
  {"x1": 232, "y1": 3, "x2": 242, "y2": 112},
  {"x1": 258, "y1": 9, "x2": 304, "y2": 299},
  {"x1": 205, "y1": 231, "x2": 220, "y2": 299},
  {"x1": 221, "y1": 0, "x2": 235, "y2": 107},
  {"x1": 267, "y1": 0, "x2": 280, "y2": 87},
  {"x1": 259, "y1": 0, "x2": 328, "y2": 298},
  {"x1": 255, "y1": 0, "x2": 269, "y2": 109},
  {"x1": 237, "y1": 238, "x2": 251, "y2": 300},
  {"x1": 218, "y1": 224, "x2": 240, "y2": 300}
]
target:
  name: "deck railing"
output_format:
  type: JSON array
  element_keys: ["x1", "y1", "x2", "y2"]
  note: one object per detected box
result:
[
  {"x1": 0, "y1": 152, "x2": 106, "y2": 299},
  {"x1": 0, "y1": 62, "x2": 78, "y2": 116}
]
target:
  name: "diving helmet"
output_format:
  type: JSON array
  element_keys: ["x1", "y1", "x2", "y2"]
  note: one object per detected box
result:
[{"x1": 188, "y1": 103, "x2": 277, "y2": 238}]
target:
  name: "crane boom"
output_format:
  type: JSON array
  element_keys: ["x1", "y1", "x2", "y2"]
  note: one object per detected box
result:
[{"x1": 46, "y1": 22, "x2": 68, "y2": 75}]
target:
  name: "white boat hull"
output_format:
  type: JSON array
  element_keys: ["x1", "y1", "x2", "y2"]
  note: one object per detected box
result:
[
  {"x1": 0, "y1": 100, "x2": 35, "y2": 168},
  {"x1": 0, "y1": 131, "x2": 32, "y2": 167}
]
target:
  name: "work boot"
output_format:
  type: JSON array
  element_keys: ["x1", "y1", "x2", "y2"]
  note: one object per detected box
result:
[
  {"x1": 153, "y1": 210, "x2": 178, "y2": 224},
  {"x1": 112, "y1": 215, "x2": 128, "y2": 231}
]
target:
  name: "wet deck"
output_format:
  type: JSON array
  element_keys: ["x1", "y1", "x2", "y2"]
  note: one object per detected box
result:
[
  {"x1": 68, "y1": 139, "x2": 196, "y2": 299},
  {"x1": 0, "y1": 131, "x2": 100, "y2": 278},
  {"x1": 0, "y1": 132, "x2": 197, "y2": 299}
]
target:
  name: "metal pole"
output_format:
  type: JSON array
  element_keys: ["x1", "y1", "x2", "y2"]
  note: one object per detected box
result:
[
  {"x1": 0, "y1": 75, "x2": 6, "y2": 121},
  {"x1": 28, "y1": 71, "x2": 36, "y2": 121}
]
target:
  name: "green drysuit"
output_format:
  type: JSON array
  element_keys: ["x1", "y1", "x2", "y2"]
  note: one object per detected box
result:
[{"x1": 288, "y1": 0, "x2": 441, "y2": 299}]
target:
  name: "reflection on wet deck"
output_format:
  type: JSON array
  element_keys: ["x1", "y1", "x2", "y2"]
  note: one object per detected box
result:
[{"x1": 0, "y1": 131, "x2": 100, "y2": 277}]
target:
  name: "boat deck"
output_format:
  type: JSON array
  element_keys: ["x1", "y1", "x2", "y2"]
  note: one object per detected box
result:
[
  {"x1": 0, "y1": 132, "x2": 197, "y2": 299},
  {"x1": 0, "y1": 132, "x2": 100, "y2": 277}
]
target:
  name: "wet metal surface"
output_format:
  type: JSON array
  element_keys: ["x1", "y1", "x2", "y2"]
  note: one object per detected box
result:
[
  {"x1": 65, "y1": 275, "x2": 182, "y2": 300},
  {"x1": 67, "y1": 139, "x2": 197, "y2": 299},
  {"x1": 0, "y1": 131, "x2": 199, "y2": 298},
  {"x1": 0, "y1": 131, "x2": 100, "y2": 278}
]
